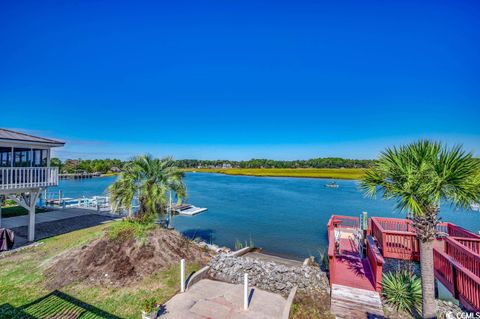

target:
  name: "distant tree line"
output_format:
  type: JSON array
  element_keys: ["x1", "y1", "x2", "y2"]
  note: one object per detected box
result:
[
  {"x1": 51, "y1": 157, "x2": 375, "y2": 173},
  {"x1": 51, "y1": 156, "x2": 480, "y2": 173},
  {"x1": 50, "y1": 158, "x2": 124, "y2": 174},
  {"x1": 176, "y1": 158, "x2": 376, "y2": 169}
]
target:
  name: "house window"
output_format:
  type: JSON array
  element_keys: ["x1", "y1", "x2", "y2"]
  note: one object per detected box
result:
[{"x1": 0, "y1": 147, "x2": 12, "y2": 167}]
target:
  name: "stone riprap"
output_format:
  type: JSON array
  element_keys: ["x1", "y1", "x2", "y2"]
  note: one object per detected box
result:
[
  {"x1": 383, "y1": 258, "x2": 421, "y2": 277},
  {"x1": 207, "y1": 254, "x2": 329, "y2": 297}
]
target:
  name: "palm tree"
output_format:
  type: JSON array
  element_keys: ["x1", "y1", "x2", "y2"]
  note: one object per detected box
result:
[
  {"x1": 109, "y1": 155, "x2": 186, "y2": 219},
  {"x1": 361, "y1": 140, "x2": 480, "y2": 318}
]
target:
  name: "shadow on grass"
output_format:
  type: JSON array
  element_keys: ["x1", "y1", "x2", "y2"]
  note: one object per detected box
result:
[{"x1": 0, "y1": 290, "x2": 121, "y2": 319}]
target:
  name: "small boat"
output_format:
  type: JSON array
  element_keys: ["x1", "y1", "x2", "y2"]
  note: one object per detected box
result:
[
  {"x1": 470, "y1": 202, "x2": 480, "y2": 211},
  {"x1": 325, "y1": 181, "x2": 339, "y2": 188},
  {"x1": 171, "y1": 204, "x2": 208, "y2": 216}
]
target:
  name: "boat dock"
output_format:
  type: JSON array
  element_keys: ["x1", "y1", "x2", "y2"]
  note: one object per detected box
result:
[
  {"x1": 59, "y1": 172, "x2": 101, "y2": 179},
  {"x1": 171, "y1": 204, "x2": 208, "y2": 216}
]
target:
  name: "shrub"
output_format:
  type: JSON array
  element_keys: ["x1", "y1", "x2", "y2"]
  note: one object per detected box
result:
[
  {"x1": 108, "y1": 218, "x2": 156, "y2": 241},
  {"x1": 382, "y1": 270, "x2": 422, "y2": 314},
  {"x1": 234, "y1": 237, "x2": 254, "y2": 251},
  {"x1": 318, "y1": 248, "x2": 329, "y2": 271},
  {"x1": 141, "y1": 297, "x2": 157, "y2": 313}
]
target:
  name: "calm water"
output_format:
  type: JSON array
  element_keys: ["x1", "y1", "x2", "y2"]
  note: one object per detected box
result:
[{"x1": 53, "y1": 173, "x2": 480, "y2": 259}]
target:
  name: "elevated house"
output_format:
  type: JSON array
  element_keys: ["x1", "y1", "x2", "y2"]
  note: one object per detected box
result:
[{"x1": 0, "y1": 128, "x2": 64, "y2": 241}]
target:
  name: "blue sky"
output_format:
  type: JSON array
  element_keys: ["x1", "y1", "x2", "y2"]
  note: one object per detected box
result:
[{"x1": 1, "y1": 0, "x2": 479, "y2": 160}]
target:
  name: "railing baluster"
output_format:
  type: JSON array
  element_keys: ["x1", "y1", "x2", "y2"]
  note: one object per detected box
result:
[{"x1": 0, "y1": 167, "x2": 59, "y2": 190}]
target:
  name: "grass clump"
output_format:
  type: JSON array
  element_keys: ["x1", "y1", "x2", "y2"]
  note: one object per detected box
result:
[
  {"x1": 290, "y1": 290, "x2": 334, "y2": 319},
  {"x1": 107, "y1": 218, "x2": 156, "y2": 241},
  {"x1": 234, "y1": 237, "x2": 254, "y2": 250},
  {"x1": 382, "y1": 270, "x2": 422, "y2": 315}
]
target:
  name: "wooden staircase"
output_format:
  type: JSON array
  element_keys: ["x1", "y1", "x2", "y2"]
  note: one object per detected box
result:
[{"x1": 331, "y1": 284, "x2": 384, "y2": 319}]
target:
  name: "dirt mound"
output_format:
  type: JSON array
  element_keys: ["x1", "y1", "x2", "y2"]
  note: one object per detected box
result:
[{"x1": 44, "y1": 228, "x2": 211, "y2": 289}]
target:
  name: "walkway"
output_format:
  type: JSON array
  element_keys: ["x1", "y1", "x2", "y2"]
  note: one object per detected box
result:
[
  {"x1": 333, "y1": 236, "x2": 376, "y2": 291},
  {"x1": 331, "y1": 285, "x2": 384, "y2": 319},
  {"x1": 1, "y1": 208, "x2": 118, "y2": 248},
  {"x1": 160, "y1": 279, "x2": 286, "y2": 319},
  {"x1": 328, "y1": 223, "x2": 384, "y2": 318},
  {"x1": 1, "y1": 208, "x2": 101, "y2": 228}
]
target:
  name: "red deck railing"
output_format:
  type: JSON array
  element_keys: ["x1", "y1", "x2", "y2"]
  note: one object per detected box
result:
[
  {"x1": 327, "y1": 214, "x2": 480, "y2": 311},
  {"x1": 327, "y1": 215, "x2": 360, "y2": 288},
  {"x1": 444, "y1": 237, "x2": 480, "y2": 279},
  {"x1": 366, "y1": 235, "x2": 384, "y2": 292},
  {"x1": 370, "y1": 217, "x2": 419, "y2": 260},
  {"x1": 451, "y1": 237, "x2": 480, "y2": 255},
  {"x1": 447, "y1": 224, "x2": 479, "y2": 239},
  {"x1": 434, "y1": 248, "x2": 480, "y2": 311},
  {"x1": 369, "y1": 216, "x2": 480, "y2": 311}
]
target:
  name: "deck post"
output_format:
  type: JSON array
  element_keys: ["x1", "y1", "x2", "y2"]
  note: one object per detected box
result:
[
  {"x1": 244, "y1": 273, "x2": 249, "y2": 310},
  {"x1": 451, "y1": 264, "x2": 459, "y2": 299},
  {"x1": 180, "y1": 259, "x2": 185, "y2": 292},
  {"x1": 0, "y1": 199, "x2": 2, "y2": 228},
  {"x1": 27, "y1": 191, "x2": 40, "y2": 242}
]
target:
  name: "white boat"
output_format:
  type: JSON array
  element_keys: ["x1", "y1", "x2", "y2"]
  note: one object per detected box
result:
[
  {"x1": 171, "y1": 204, "x2": 208, "y2": 216},
  {"x1": 325, "y1": 181, "x2": 339, "y2": 188},
  {"x1": 471, "y1": 202, "x2": 480, "y2": 211}
]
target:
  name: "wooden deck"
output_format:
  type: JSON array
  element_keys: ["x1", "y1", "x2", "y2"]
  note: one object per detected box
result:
[
  {"x1": 328, "y1": 215, "x2": 480, "y2": 314},
  {"x1": 333, "y1": 237, "x2": 376, "y2": 291},
  {"x1": 329, "y1": 227, "x2": 385, "y2": 318},
  {"x1": 331, "y1": 284, "x2": 384, "y2": 319}
]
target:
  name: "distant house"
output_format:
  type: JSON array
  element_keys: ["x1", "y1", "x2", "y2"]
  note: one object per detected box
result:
[
  {"x1": 110, "y1": 166, "x2": 121, "y2": 173},
  {"x1": 0, "y1": 128, "x2": 64, "y2": 241},
  {"x1": 222, "y1": 163, "x2": 232, "y2": 169}
]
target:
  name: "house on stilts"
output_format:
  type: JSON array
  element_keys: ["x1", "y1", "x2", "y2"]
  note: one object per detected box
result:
[{"x1": 0, "y1": 128, "x2": 64, "y2": 241}]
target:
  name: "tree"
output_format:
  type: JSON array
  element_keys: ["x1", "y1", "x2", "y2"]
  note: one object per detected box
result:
[
  {"x1": 361, "y1": 140, "x2": 480, "y2": 318},
  {"x1": 109, "y1": 155, "x2": 186, "y2": 219},
  {"x1": 50, "y1": 157, "x2": 62, "y2": 169}
]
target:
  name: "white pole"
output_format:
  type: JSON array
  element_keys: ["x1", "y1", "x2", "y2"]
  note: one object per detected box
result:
[
  {"x1": 244, "y1": 273, "x2": 248, "y2": 310},
  {"x1": 180, "y1": 259, "x2": 185, "y2": 292}
]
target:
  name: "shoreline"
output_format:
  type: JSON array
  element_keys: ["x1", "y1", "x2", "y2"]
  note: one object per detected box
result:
[{"x1": 183, "y1": 168, "x2": 365, "y2": 180}]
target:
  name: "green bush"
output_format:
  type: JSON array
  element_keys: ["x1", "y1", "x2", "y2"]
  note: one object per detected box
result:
[
  {"x1": 318, "y1": 248, "x2": 329, "y2": 271},
  {"x1": 234, "y1": 237, "x2": 254, "y2": 251},
  {"x1": 382, "y1": 270, "x2": 422, "y2": 314},
  {"x1": 141, "y1": 297, "x2": 157, "y2": 313},
  {"x1": 108, "y1": 218, "x2": 156, "y2": 241}
]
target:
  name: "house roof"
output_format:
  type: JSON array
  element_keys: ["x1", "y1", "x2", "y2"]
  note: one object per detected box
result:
[{"x1": 0, "y1": 128, "x2": 65, "y2": 147}]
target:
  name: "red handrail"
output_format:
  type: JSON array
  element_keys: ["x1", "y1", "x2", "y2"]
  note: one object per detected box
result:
[
  {"x1": 366, "y1": 235, "x2": 384, "y2": 292},
  {"x1": 370, "y1": 218, "x2": 419, "y2": 260},
  {"x1": 327, "y1": 216, "x2": 337, "y2": 287},
  {"x1": 445, "y1": 237, "x2": 480, "y2": 279},
  {"x1": 447, "y1": 224, "x2": 480, "y2": 239},
  {"x1": 327, "y1": 215, "x2": 360, "y2": 286},
  {"x1": 451, "y1": 237, "x2": 480, "y2": 255},
  {"x1": 434, "y1": 248, "x2": 480, "y2": 312}
]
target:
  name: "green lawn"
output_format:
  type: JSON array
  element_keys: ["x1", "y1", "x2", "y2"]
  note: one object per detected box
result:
[
  {"x1": 0, "y1": 206, "x2": 50, "y2": 218},
  {"x1": 184, "y1": 168, "x2": 365, "y2": 179},
  {"x1": 0, "y1": 222, "x2": 200, "y2": 319}
]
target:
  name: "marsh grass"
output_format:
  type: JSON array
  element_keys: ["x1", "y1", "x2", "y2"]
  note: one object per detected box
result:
[{"x1": 184, "y1": 168, "x2": 365, "y2": 179}]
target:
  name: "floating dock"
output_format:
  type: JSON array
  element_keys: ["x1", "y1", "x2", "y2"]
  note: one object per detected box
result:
[{"x1": 171, "y1": 204, "x2": 208, "y2": 216}]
